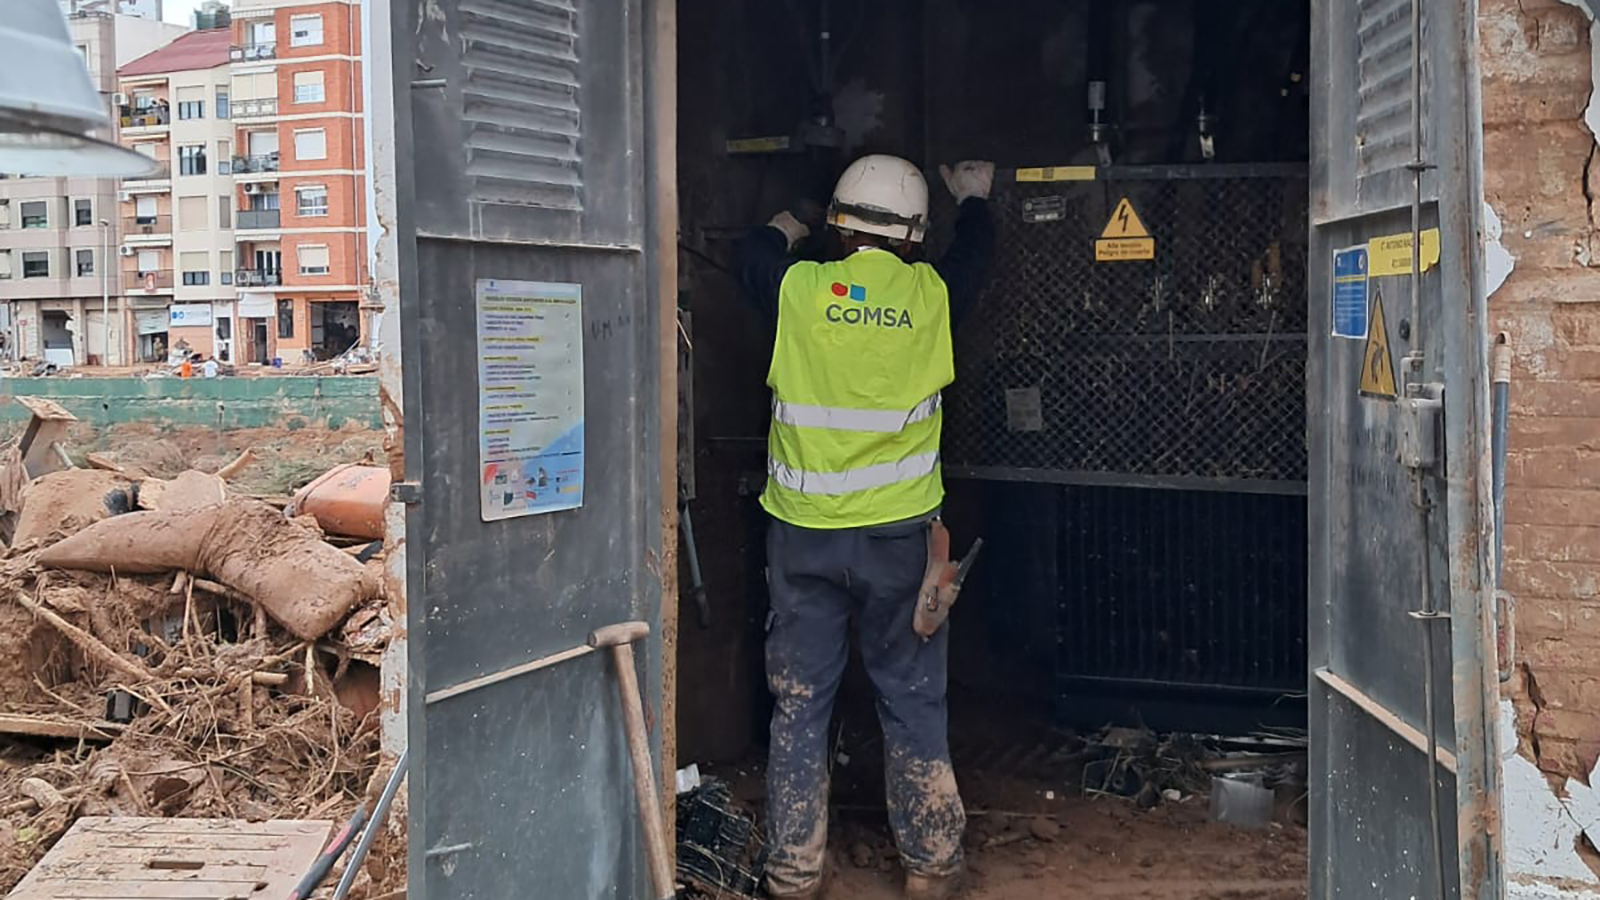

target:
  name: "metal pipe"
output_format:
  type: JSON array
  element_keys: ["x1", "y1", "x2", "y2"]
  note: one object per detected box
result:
[
  {"x1": 680, "y1": 500, "x2": 710, "y2": 628},
  {"x1": 99, "y1": 219, "x2": 110, "y2": 364},
  {"x1": 1408, "y1": 0, "x2": 1424, "y2": 351},
  {"x1": 1492, "y1": 334, "x2": 1511, "y2": 585},
  {"x1": 331, "y1": 750, "x2": 408, "y2": 900}
]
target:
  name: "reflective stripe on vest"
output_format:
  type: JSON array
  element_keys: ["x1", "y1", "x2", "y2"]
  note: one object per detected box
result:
[
  {"x1": 771, "y1": 392, "x2": 942, "y2": 433},
  {"x1": 768, "y1": 451, "x2": 940, "y2": 497}
]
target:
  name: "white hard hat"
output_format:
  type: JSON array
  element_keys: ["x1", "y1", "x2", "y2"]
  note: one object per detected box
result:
[{"x1": 827, "y1": 154, "x2": 929, "y2": 243}]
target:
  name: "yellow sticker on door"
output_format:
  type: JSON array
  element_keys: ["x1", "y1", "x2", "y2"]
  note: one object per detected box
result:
[
  {"x1": 1360, "y1": 288, "x2": 1398, "y2": 400},
  {"x1": 1095, "y1": 197, "x2": 1155, "y2": 261}
]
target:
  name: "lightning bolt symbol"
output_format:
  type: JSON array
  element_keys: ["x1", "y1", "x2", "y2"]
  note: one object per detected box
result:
[{"x1": 1116, "y1": 204, "x2": 1131, "y2": 234}]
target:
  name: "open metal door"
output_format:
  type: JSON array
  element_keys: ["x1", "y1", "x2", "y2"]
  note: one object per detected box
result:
[
  {"x1": 1309, "y1": 2, "x2": 1502, "y2": 898},
  {"x1": 389, "y1": 0, "x2": 677, "y2": 897}
]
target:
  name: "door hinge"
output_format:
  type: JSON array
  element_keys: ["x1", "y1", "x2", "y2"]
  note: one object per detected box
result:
[{"x1": 390, "y1": 481, "x2": 423, "y2": 505}]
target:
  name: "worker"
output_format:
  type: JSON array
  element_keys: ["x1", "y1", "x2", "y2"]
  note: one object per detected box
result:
[
  {"x1": 201, "y1": 356, "x2": 219, "y2": 379},
  {"x1": 737, "y1": 154, "x2": 994, "y2": 900}
]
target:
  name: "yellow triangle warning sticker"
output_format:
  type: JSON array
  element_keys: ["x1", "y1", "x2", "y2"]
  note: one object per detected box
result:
[
  {"x1": 1360, "y1": 288, "x2": 1398, "y2": 400},
  {"x1": 1100, "y1": 197, "x2": 1150, "y2": 239},
  {"x1": 1095, "y1": 197, "x2": 1155, "y2": 262}
]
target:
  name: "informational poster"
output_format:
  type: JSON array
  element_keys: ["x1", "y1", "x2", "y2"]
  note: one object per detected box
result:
[
  {"x1": 475, "y1": 279, "x2": 585, "y2": 521},
  {"x1": 1331, "y1": 246, "x2": 1368, "y2": 339}
]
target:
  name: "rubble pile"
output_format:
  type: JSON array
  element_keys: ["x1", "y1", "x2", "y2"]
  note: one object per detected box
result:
[{"x1": 0, "y1": 439, "x2": 400, "y2": 896}]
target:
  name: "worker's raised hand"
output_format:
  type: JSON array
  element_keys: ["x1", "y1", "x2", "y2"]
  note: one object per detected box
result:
[
  {"x1": 940, "y1": 160, "x2": 995, "y2": 202},
  {"x1": 768, "y1": 211, "x2": 810, "y2": 250}
]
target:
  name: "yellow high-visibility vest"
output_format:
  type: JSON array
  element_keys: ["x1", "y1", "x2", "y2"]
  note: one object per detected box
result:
[{"x1": 762, "y1": 248, "x2": 955, "y2": 529}]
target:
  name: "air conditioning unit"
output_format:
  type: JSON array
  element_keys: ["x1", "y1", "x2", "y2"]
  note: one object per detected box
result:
[
  {"x1": 112, "y1": 92, "x2": 127, "y2": 106},
  {"x1": 118, "y1": 245, "x2": 135, "y2": 257},
  {"x1": 243, "y1": 183, "x2": 262, "y2": 195},
  {"x1": 117, "y1": 191, "x2": 132, "y2": 203}
]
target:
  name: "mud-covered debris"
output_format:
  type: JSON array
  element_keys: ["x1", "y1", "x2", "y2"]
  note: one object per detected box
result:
[
  {"x1": 287, "y1": 464, "x2": 390, "y2": 540},
  {"x1": 136, "y1": 470, "x2": 227, "y2": 512},
  {"x1": 850, "y1": 841, "x2": 874, "y2": 867},
  {"x1": 12, "y1": 470, "x2": 136, "y2": 550},
  {"x1": 37, "y1": 499, "x2": 381, "y2": 640},
  {"x1": 1027, "y1": 817, "x2": 1060, "y2": 843}
]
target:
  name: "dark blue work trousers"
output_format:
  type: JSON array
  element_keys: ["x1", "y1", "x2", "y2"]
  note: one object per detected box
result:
[{"x1": 762, "y1": 515, "x2": 965, "y2": 895}]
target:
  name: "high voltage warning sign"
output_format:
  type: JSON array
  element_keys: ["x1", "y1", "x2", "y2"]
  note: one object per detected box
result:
[
  {"x1": 1095, "y1": 197, "x2": 1155, "y2": 262},
  {"x1": 1359, "y1": 288, "x2": 1398, "y2": 400}
]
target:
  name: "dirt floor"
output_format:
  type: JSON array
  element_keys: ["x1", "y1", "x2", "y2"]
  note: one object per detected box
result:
[{"x1": 706, "y1": 680, "x2": 1308, "y2": 900}]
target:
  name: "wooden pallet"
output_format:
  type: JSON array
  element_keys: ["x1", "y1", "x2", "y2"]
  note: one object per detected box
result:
[{"x1": 8, "y1": 816, "x2": 333, "y2": 900}]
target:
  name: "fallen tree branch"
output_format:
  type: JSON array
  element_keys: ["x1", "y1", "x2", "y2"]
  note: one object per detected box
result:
[
  {"x1": 16, "y1": 590, "x2": 150, "y2": 683},
  {"x1": 216, "y1": 448, "x2": 258, "y2": 481}
]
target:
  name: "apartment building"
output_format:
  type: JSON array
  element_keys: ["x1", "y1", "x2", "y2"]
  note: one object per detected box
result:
[
  {"x1": 116, "y1": 29, "x2": 238, "y2": 364},
  {"x1": 0, "y1": 10, "x2": 183, "y2": 366},
  {"x1": 230, "y1": 0, "x2": 367, "y2": 364}
]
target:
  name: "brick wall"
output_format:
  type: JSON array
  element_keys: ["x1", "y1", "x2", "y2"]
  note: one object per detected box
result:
[{"x1": 1480, "y1": 0, "x2": 1600, "y2": 780}]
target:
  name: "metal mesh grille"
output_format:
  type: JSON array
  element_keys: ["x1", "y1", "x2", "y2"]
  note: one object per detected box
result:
[
  {"x1": 1056, "y1": 485, "x2": 1309, "y2": 693},
  {"x1": 941, "y1": 165, "x2": 1310, "y2": 485}
]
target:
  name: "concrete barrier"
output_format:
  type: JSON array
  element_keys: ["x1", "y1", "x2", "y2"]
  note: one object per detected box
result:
[{"x1": 0, "y1": 376, "x2": 381, "y2": 430}]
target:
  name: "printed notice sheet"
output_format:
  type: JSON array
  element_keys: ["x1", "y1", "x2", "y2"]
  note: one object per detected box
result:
[{"x1": 475, "y1": 279, "x2": 585, "y2": 521}]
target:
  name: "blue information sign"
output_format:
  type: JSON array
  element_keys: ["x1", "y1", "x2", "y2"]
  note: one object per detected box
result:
[{"x1": 1332, "y1": 246, "x2": 1368, "y2": 339}]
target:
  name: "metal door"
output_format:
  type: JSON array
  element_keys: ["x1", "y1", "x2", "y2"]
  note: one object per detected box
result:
[
  {"x1": 1309, "y1": 2, "x2": 1502, "y2": 898},
  {"x1": 388, "y1": 0, "x2": 676, "y2": 897}
]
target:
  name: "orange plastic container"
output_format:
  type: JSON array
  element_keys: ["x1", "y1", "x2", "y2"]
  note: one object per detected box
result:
[{"x1": 288, "y1": 464, "x2": 390, "y2": 540}]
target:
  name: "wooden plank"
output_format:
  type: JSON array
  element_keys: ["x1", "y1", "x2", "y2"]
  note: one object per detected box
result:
[
  {"x1": 9, "y1": 817, "x2": 332, "y2": 900},
  {"x1": 0, "y1": 714, "x2": 124, "y2": 741}
]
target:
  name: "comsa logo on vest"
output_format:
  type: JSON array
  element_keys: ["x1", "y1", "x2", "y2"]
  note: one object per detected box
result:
[{"x1": 825, "y1": 282, "x2": 914, "y2": 329}]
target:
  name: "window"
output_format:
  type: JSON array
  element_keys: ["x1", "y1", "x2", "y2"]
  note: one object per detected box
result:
[
  {"x1": 297, "y1": 244, "x2": 330, "y2": 275},
  {"x1": 0, "y1": 250, "x2": 11, "y2": 279},
  {"x1": 216, "y1": 89, "x2": 230, "y2": 119},
  {"x1": 250, "y1": 21, "x2": 275, "y2": 46},
  {"x1": 20, "y1": 201, "x2": 46, "y2": 229},
  {"x1": 134, "y1": 196, "x2": 157, "y2": 223},
  {"x1": 178, "y1": 196, "x2": 208, "y2": 230},
  {"x1": 248, "y1": 189, "x2": 280, "y2": 211},
  {"x1": 296, "y1": 185, "x2": 328, "y2": 217},
  {"x1": 74, "y1": 199, "x2": 92, "y2": 227},
  {"x1": 289, "y1": 14, "x2": 323, "y2": 47},
  {"x1": 76, "y1": 249, "x2": 93, "y2": 277},
  {"x1": 21, "y1": 251, "x2": 48, "y2": 278},
  {"x1": 292, "y1": 71, "x2": 325, "y2": 104},
  {"x1": 278, "y1": 299, "x2": 295, "y2": 338},
  {"x1": 217, "y1": 140, "x2": 232, "y2": 174},
  {"x1": 136, "y1": 250, "x2": 160, "y2": 272},
  {"x1": 218, "y1": 195, "x2": 232, "y2": 229},
  {"x1": 181, "y1": 251, "x2": 209, "y2": 286},
  {"x1": 220, "y1": 250, "x2": 233, "y2": 285},
  {"x1": 293, "y1": 129, "x2": 326, "y2": 161},
  {"x1": 178, "y1": 100, "x2": 205, "y2": 120},
  {"x1": 178, "y1": 144, "x2": 207, "y2": 176},
  {"x1": 0, "y1": 201, "x2": 11, "y2": 229}
]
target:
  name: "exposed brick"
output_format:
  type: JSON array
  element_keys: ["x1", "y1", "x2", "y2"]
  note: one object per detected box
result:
[
  {"x1": 1505, "y1": 559, "x2": 1600, "y2": 600},
  {"x1": 1522, "y1": 635, "x2": 1600, "y2": 673},
  {"x1": 1507, "y1": 449, "x2": 1600, "y2": 488},
  {"x1": 1533, "y1": 738, "x2": 1600, "y2": 777},
  {"x1": 1522, "y1": 669, "x2": 1600, "y2": 708},
  {"x1": 1504, "y1": 486, "x2": 1600, "y2": 525},
  {"x1": 1513, "y1": 592, "x2": 1573, "y2": 631},
  {"x1": 1492, "y1": 268, "x2": 1600, "y2": 312},
  {"x1": 1508, "y1": 418, "x2": 1600, "y2": 453},
  {"x1": 1512, "y1": 525, "x2": 1600, "y2": 562},
  {"x1": 1536, "y1": 6, "x2": 1592, "y2": 53},
  {"x1": 1553, "y1": 306, "x2": 1600, "y2": 346},
  {"x1": 1533, "y1": 707, "x2": 1600, "y2": 742},
  {"x1": 1510, "y1": 382, "x2": 1600, "y2": 416}
]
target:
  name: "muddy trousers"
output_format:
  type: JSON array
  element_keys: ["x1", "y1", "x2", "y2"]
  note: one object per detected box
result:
[{"x1": 763, "y1": 515, "x2": 966, "y2": 896}]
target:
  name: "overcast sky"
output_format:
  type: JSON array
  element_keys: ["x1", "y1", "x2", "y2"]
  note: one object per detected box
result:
[{"x1": 162, "y1": 0, "x2": 210, "y2": 26}]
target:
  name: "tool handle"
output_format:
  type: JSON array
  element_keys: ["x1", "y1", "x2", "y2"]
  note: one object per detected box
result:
[{"x1": 286, "y1": 805, "x2": 368, "y2": 900}]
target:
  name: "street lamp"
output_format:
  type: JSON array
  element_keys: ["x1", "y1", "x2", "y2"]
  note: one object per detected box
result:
[{"x1": 99, "y1": 218, "x2": 110, "y2": 366}]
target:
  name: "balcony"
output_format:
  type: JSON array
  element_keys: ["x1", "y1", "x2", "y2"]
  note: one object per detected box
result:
[
  {"x1": 236, "y1": 269, "x2": 282, "y2": 287},
  {"x1": 230, "y1": 98, "x2": 278, "y2": 119},
  {"x1": 118, "y1": 106, "x2": 170, "y2": 129},
  {"x1": 122, "y1": 215, "x2": 172, "y2": 237},
  {"x1": 232, "y1": 153, "x2": 280, "y2": 175},
  {"x1": 229, "y1": 41, "x2": 277, "y2": 61},
  {"x1": 124, "y1": 269, "x2": 174, "y2": 292},
  {"x1": 236, "y1": 209, "x2": 281, "y2": 230}
]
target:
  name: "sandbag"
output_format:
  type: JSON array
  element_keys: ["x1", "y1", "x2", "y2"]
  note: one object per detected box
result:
[
  {"x1": 13, "y1": 470, "x2": 137, "y2": 549},
  {"x1": 38, "y1": 499, "x2": 379, "y2": 640}
]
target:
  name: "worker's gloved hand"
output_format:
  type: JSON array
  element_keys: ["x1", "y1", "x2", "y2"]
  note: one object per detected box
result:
[
  {"x1": 768, "y1": 211, "x2": 810, "y2": 250},
  {"x1": 940, "y1": 160, "x2": 995, "y2": 202}
]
